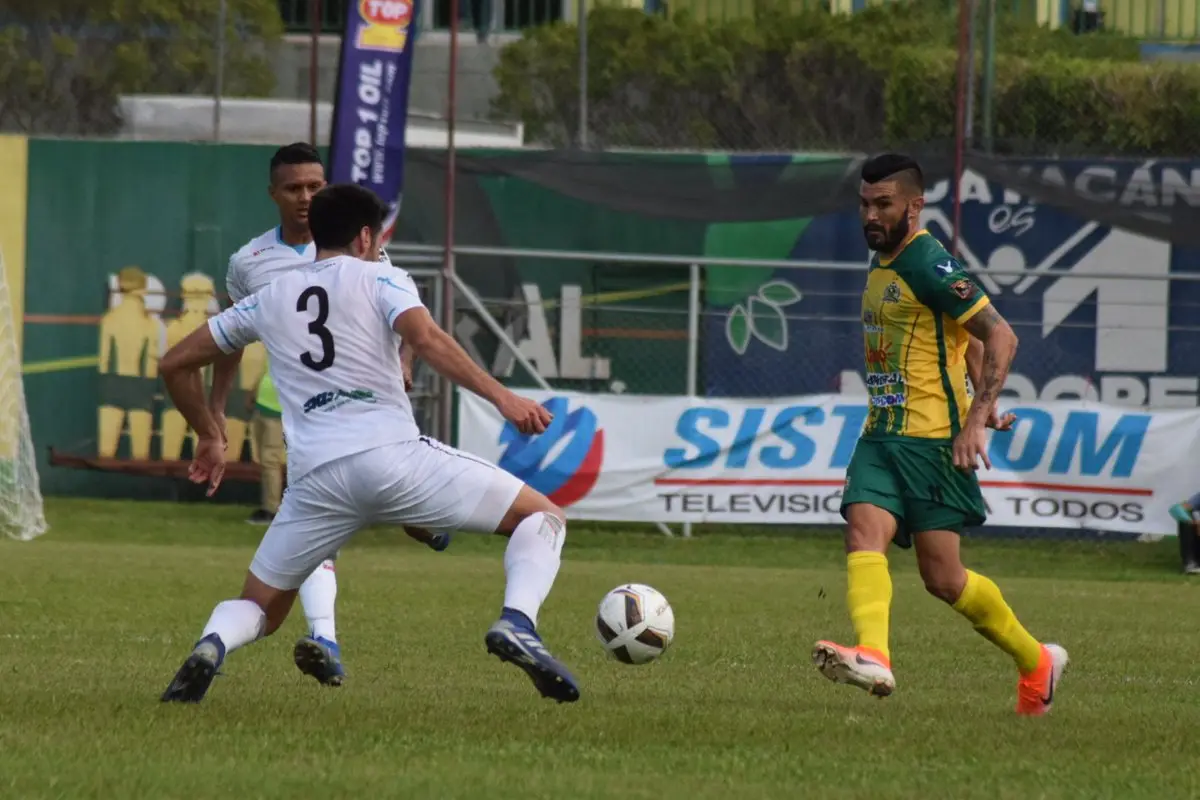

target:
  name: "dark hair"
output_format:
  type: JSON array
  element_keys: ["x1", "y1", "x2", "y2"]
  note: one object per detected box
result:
[
  {"x1": 861, "y1": 153, "x2": 924, "y2": 193},
  {"x1": 309, "y1": 184, "x2": 387, "y2": 251},
  {"x1": 269, "y1": 142, "x2": 323, "y2": 182}
]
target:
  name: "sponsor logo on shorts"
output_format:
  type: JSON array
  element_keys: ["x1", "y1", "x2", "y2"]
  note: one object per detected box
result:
[{"x1": 496, "y1": 396, "x2": 603, "y2": 507}]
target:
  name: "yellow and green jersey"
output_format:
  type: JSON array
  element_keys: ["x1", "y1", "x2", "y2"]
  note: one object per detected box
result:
[{"x1": 860, "y1": 230, "x2": 990, "y2": 440}]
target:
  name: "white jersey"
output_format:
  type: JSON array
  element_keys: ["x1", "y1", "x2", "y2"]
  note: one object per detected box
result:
[
  {"x1": 226, "y1": 226, "x2": 395, "y2": 302},
  {"x1": 208, "y1": 255, "x2": 423, "y2": 482}
]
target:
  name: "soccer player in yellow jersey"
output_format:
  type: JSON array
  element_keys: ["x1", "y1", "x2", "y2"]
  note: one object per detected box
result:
[{"x1": 812, "y1": 154, "x2": 1068, "y2": 716}]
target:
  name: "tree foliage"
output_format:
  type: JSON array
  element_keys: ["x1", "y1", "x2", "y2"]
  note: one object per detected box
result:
[
  {"x1": 0, "y1": 0, "x2": 283, "y2": 135},
  {"x1": 490, "y1": 1, "x2": 1195, "y2": 156}
]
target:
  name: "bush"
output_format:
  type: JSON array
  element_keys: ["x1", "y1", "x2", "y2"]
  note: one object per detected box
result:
[
  {"x1": 0, "y1": 0, "x2": 282, "y2": 135},
  {"x1": 491, "y1": 2, "x2": 1200, "y2": 155}
]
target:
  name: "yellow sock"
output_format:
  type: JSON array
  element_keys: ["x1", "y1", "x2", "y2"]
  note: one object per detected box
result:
[
  {"x1": 952, "y1": 570, "x2": 1042, "y2": 674},
  {"x1": 846, "y1": 551, "x2": 892, "y2": 660}
]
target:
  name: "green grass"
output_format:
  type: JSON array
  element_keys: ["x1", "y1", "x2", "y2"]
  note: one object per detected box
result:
[{"x1": 2, "y1": 498, "x2": 1200, "y2": 799}]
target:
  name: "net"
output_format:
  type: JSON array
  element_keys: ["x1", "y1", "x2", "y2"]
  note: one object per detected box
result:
[{"x1": 0, "y1": 246, "x2": 47, "y2": 541}]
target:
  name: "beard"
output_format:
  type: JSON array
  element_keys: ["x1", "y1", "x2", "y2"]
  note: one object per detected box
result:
[{"x1": 863, "y1": 214, "x2": 911, "y2": 253}]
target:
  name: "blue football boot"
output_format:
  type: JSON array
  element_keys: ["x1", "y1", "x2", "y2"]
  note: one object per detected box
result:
[
  {"x1": 293, "y1": 636, "x2": 346, "y2": 687},
  {"x1": 484, "y1": 608, "x2": 580, "y2": 703}
]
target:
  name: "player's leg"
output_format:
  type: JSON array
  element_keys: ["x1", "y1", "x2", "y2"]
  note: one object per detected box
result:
[
  {"x1": 900, "y1": 442, "x2": 1068, "y2": 716},
  {"x1": 813, "y1": 438, "x2": 902, "y2": 697},
  {"x1": 249, "y1": 412, "x2": 283, "y2": 524},
  {"x1": 294, "y1": 557, "x2": 345, "y2": 686},
  {"x1": 162, "y1": 464, "x2": 363, "y2": 703},
  {"x1": 161, "y1": 571, "x2": 297, "y2": 704},
  {"x1": 481, "y1": 486, "x2": 578, "y2": 703},
  {"x1": 376, "y1": 438, "x2": 578, "y2": 702},
  {"x1": 402, "y1": 525, "x2": 453, "y2": 552}
]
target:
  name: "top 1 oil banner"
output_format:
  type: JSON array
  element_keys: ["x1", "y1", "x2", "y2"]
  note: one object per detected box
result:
[
  {"x1": 704, "y1": 161, "x2": 1200, "y2": 408},
  {"x1": 457, "y1": 390, "x2": 1200, "y2": 535},
  {"x1": 328, "y1": 0, "x2": 419, "y2": 243}
]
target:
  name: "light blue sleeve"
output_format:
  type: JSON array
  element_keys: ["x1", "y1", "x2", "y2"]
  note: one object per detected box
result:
[
  {"x1": 374, "y1": 266, "x2": 425, "y2": 328},
  {"x1": 208, "y1": 293, "x2": 262, "y2": 353}
]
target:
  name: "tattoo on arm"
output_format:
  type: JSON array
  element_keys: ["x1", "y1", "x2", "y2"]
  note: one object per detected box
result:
[
  {"x1": 961, "y1": 304, "x2": 1002, "y2": 340},
  {"x1": 961, "y1": 305, "x2": 1017, "y2": 423}
]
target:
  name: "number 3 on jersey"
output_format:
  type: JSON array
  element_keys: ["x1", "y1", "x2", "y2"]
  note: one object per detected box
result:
[{"x1": 297, "y1": 286, "x2": 335, "y2": 371}]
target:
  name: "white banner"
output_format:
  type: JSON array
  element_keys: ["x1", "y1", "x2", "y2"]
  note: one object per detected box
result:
[{"x1": 457, "y1": 390, "x2": 1200, "y2": 535}]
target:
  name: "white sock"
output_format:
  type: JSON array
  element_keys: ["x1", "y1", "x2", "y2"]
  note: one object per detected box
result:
[
  {"x1": 201, "y1": 599, "x2": 266, "y2": 655},
  {"x1": 299, "y1": 560, "x2": 338, "y2": 642},
  {"x1": 502, "y1": 512, "x2": 566, "y2": 628}
]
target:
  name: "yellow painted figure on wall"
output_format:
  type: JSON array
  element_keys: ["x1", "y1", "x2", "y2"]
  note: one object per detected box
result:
[
  {"x1": 98, "y1": 267, "x2": 160, "y2": 460},
  {"x1": 232, "y1": 341, "x2": 267, "y2": 462},
  {"x1": 160, "y1": 273, "x2": 217, "y2": 461}
]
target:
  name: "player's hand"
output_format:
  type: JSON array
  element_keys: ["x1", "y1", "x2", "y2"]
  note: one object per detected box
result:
[
  {"x1": 189, "y1": 435, "x2": 227, "y2": 497},
  {"x1": 403, "y1": 363, "x2": 414, "y2": 393},
  {"x1": 498, "y1": 393, "x2": 553, "y2": 435},
  {"x1": 986, "y1": 406, "x2": 1016, "y2": 432},
  {"x1": 209, "y1": 408, "x2": 229, "y2": 451},
  {"x1": 952, "y1": 422, "x2": 991, "y2": 471}
]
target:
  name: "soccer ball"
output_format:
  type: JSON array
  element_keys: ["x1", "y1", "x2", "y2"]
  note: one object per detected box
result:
[{"x1": 595, "y1": 583, "x2": 675, "y2": 665}]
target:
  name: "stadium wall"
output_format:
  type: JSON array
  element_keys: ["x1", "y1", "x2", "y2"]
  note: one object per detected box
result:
[{"x1": 15, "y1": 140, "x2": 1197, "y2": 506}]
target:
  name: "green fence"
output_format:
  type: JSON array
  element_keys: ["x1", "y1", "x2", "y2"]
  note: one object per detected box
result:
[{"x1": 22, "y1": 140, "x2": 695, "y2": 499}]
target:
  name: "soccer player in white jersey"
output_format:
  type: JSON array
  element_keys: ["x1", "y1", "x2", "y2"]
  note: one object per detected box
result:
[
  {"x1": 210, "y1": 143, "x2": 447, "y2": 688},
  {"x1": 159, "y1": 184, "x2": 580, "y2": 705}
]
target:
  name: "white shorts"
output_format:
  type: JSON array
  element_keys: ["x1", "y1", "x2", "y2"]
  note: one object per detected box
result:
[{"x1": 250, "y1": 437, "x2": 524, "y2": 590}]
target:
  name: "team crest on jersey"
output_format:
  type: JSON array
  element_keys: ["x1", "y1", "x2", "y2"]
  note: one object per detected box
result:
[
  {"x1": 950, "y1": 278, "x2": 977, "y2": 300},
  {"x1": 882, "y1": 282, "x2": 901, "y2": 304}
]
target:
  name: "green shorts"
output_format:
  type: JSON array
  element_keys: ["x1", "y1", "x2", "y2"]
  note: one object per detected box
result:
[{"x1": 840, "y1": 436, "x2": 986, "y2": 548}]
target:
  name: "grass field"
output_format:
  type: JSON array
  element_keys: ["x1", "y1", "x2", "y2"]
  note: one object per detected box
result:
[{"x1": 3, "y1": 498, "x2": 1200, "y2": 799}]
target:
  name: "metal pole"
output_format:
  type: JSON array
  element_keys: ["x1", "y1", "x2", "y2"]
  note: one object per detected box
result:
[
  {"x1": 577, "y1": 0, "x2": 589, "y2": 149},
  {"x1": 982, "y1": 0, "x2": 996, "y2": 154},
  {"x1": 213, "y1": 0, "x2": 226, "y2": 141},
  {"x1": 682, "y1": 263, "x2": 700, "y2": 540},
  {"x1": 951, "y1": 0, "x2": 971, "y2": 259},
  {"x1": 309, "y1": 0, "x2": 322, "y2": 144},
  {"x1": 441, "y1": 0, "x2": 460, "y2": 443},
  {"x1": 963, "y1": 0, "x2": 978, "y2": 148}
]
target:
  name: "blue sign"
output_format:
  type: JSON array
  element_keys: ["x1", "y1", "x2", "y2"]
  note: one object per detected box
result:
[
  {"x1": 328, "y1": 0, "x2": 419, "y2": 243},
  {"x1": 703, "y1": 159, "x2": 1200, "y2": 409}
]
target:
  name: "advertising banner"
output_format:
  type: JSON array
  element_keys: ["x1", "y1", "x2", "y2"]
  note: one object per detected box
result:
[
  {"x1": 328, "y1": 0, "x2": 419, "y2": 243},
  {"x1": 458, "y1": 390, "x2": 1200, "y2": 534}
]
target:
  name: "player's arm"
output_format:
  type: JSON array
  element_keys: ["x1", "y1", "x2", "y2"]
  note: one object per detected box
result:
[
  {"x1": 208, "y1": 259, "x2": 247, "y2": 422},
  {"x1": 377, "y1": 269, "x2": 548, "y2": 434},
  {"x1": 163, "y1": 296, "x2": 264, "y2": 439},
  {"x1": 379, "y1": 248, "x2": 417, "y2": 390},
  {"x1": 162, "y1": 329, "x2": 228, "y2": 442},
  {"x1": 910, "y1": 258, "x2": 1018, "y2": 431},
  {"x1": 960, "y1": 304, "x2": 1018, "y2": 430},
  {"x1": 965, "y1": 336, "x2": 984, "y2": 394},
  {"x1": 400, "y1": 342, "x2": 415, "y2": 392}
]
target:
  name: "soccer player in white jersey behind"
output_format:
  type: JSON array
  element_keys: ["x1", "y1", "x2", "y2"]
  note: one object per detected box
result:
[
  {"x1": 211, "y1": 142, "x2": 447, "y2": 688},
  {"x1": 159, "y1": 183, "x2": 580, "y2": 705}
]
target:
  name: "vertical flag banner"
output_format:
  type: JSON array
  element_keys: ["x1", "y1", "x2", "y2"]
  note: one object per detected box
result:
[{"x1": 328, "y1": 0, "x2": 419, "y2": 244}]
